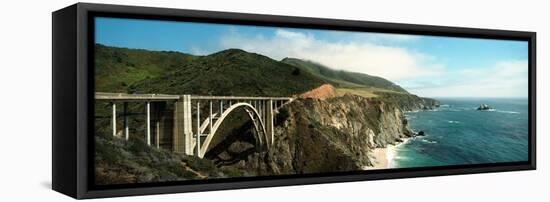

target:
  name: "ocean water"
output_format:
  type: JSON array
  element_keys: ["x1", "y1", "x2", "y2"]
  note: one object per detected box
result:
[{"x1": 393, "y1": 98, "x2": 529, "y2": 168}]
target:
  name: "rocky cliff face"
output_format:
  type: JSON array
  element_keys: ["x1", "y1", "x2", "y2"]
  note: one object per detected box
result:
[
  {"x1": 374, "y1": 91, "x2": 440, "y2": 111},
  {"x1": 269, "y1": 94, "x2": 416, "y2": 174},
  {"x1": 213, "y1": 94, "x2": 421, "y2": 175}
]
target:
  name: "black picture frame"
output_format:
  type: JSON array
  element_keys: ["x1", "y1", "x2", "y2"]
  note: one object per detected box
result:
[{"x1": 52, "y1": 2, "x2": 536, "y2": 199}]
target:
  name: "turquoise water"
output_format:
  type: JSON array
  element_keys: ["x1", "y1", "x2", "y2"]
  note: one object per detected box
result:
[{"x1": 393, "y1": 98, "x2": 529, "y2": 168}]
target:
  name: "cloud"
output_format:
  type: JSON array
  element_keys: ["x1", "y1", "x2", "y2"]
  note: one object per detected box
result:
[
  {"x1": 343, "y1": 32, "x2": 420, "y2": 44},
  {"x1": 219, "y1": 29, "x2": 444, "y2": 81},
  {"x1": 189, "y1": 46, "x2": 209, "y2": 55},
  {"x1": 218, "y1": 28, "x2": 527, "y2": 98},
  {"x1": 406, "y1": 60, "x2": 528, "y2": 98}
]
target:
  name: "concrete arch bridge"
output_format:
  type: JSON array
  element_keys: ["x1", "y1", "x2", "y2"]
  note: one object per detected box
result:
[{"x1": 95, "y1": 92, "x2": 293, "y2": 158}]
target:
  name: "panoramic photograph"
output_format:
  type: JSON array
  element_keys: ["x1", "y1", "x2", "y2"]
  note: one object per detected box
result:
[{"x1": 93, "y1": 17, "x2": 529, "y2": 185}]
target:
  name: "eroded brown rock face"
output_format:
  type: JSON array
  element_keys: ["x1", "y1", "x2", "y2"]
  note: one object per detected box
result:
[
  {"x1": 298, "y1": 84, "x2": 337, "y2": 99},
  {"x1": 214, "y1": 94, "x2": 422, "y2": 176}
]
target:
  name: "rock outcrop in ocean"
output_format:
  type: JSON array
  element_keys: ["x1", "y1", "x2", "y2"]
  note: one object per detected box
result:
[{"x1": 477, "y1": 104, "x2": 492, "y2": 110}]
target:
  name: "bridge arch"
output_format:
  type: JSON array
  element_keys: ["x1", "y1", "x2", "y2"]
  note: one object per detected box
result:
[{"x1": 198, "y1": 102, "x2": 268, "y2": 158}]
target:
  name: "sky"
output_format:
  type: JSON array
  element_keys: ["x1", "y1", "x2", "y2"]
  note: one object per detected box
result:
[{"x1": 95, "y1": 17, "x2": 529, "y2": 98}]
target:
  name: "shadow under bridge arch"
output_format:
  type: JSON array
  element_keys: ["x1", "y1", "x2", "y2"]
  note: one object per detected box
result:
[{"x1": 198, "y1": 102, "x2": 269, "y2": 158}]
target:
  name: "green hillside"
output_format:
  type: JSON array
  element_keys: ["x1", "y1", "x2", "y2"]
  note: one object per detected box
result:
[
  {"x1": 129, "y1": 49, "x2": 326, "y2": 97},
  {"x1": 281, "y1": 57, "x2": 407, "y2": 93},
  {"x1": 95, "y1": 44, "x2": 197, "y2": 92},
  {"x1": 94, "y1": 44, "x2": 408, "y2": 97}
]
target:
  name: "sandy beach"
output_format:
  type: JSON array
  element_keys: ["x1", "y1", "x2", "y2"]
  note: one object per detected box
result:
[{"x1": 363, "y1": 139, "x2": 409, "y2": 170}]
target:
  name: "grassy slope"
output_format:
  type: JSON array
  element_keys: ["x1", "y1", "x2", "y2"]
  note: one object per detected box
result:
[
  {"x1": 95, "y1": 44, "x2": 407, "y2": 98},
  {"x1": 129, "y1": 49, "x2": 326, "y2": 97},
  {"x1": 95, "y1": 44, "x2": 196, "y2": 92}
]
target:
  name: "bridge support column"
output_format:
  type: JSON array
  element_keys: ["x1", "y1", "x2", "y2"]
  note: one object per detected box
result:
[
  {"x1": 219, "y1": 100, "x2": 224, "y2": 115},
  {"x1": 265, "y1": 99, "x2": 274, "y2": 146},
  {"x1": 184, "y1": 95, "x2": 193, "y2": 155},
  {"x1": 173, "y1": 95, "x2": 193, "y2": 155},
  {"x1": 112, "y1": 102, "x2": 116, "y2": 137},
  {"x1": 146, "y1": 102, "x2": 151, "y2": 146},
  {"x1": 196, "y1": 101, "x2": 201, "y2": 156},
  {"x1": 209, "y1": 101, "x2": 213, "y2": 136},
  {"x1": 123, "y1": 102, "x2": 129, "y2": 140},
  {"x1": 156, "y1": 119, "x2": 160, "y2": 149}
]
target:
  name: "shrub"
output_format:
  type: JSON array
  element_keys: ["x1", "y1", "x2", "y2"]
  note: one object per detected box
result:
[
  {"x1": 292, "y1": 67, "x2": 300, "y2": 75},
  {"x1": 275, "y1": 106, "x2": 289, "y2": 125}
]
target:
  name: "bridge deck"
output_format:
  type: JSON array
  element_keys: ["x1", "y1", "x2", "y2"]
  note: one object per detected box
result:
[
  {"x1": 190, "y1": 95, "x2": 293, "y2": 101},
  {"x1": 95, "y1": 92, "x2": 293, "y2": 101},
  {"x1": 95, "y1": 92, "x2": 180, "y2": 101}
]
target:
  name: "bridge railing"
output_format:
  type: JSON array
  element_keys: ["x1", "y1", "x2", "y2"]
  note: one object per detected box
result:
[{"x1": 95, "y1": 92, "x2": 181, "y2": 101}]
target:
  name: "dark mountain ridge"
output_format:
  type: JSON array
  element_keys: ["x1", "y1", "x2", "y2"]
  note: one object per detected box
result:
[
  {"x1": 281, "y1": 57, "x2": 407, "y2": 93},
  {"x1": 129, "y1": 48, "x2": 325, "y2": 97}
]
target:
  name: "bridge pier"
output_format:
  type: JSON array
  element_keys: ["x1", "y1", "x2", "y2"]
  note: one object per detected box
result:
[
  {"x1": 151, "y1": 102, "x2": 165, "y2": 149},
  {"x1": 196, "y1": 101, "x2": 201, "y2": 156},
  {"x1": 173, "y1": 95, "x2": 194, "y2": 155},
  {"x1": 219, "y1": 100, "x2": 224, "y2": 115},
  {"x1": 209, "y1": 100, "x2": 213, "y2": 137},
  {"x1": 185, "y1": 96, "x2": 193, "y2": 155},
  {"x1": 146, "y1": 102, "x2": 151, "y2": 146},
  {"x1": 111, "y1": 102, "x2": 116, "y2": 137},
  {"x1": 265, "y1": 99, "x2": 274, "y2": 146},
  {"x1": 123, "y1": 102, "x2": 129, "y2": 140},
  {"x1": 156, "y1": 121, "x2": 160, "y2": 148}
]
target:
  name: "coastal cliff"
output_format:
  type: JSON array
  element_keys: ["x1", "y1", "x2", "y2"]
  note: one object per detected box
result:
[
  {"x1": 212, "y1": 92, "x2": 438, "y2": 175},
  {"x1": 269, "y1": 94, "x2": 414, "y2": 173}
]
